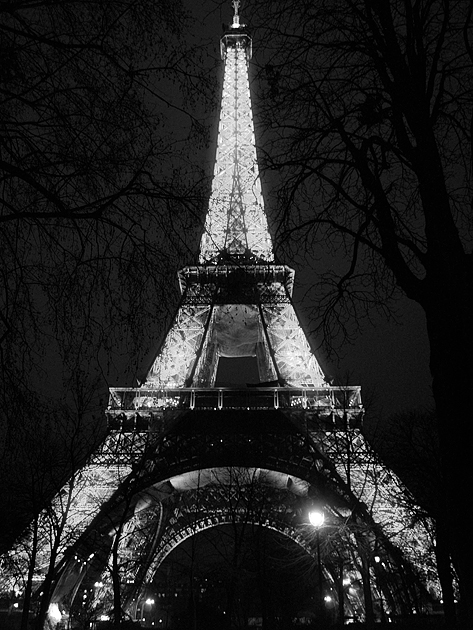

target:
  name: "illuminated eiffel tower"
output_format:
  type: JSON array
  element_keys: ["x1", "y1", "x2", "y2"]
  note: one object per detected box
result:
[{"x1": 9, "y1": 3, "x2": 437, "y2": 627}]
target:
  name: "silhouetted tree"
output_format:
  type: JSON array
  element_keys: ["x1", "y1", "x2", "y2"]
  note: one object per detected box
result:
[
  {"x1": 0, "y1": 0, "x2": 214, "y2": 548},
  {"x1": 372, "y1": 409, "x2": 456, "y2": 623},
  {"x1": 0, "y1": 398, "x2": 103, "y2": 630},
  {"x1": 248, "y1": 1, "x2": 473, "y2": 624}
]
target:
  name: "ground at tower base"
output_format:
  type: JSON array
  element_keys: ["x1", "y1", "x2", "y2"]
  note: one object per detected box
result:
[
  {"x1": 0, "y1": 511, "x2": 453, "y2": 629},
  {"x1": 0, "y1": 605, "x2": 461, "y2": 630}
]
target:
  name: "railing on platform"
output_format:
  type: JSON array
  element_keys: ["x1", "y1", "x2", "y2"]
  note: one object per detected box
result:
[{"x1": 108, "y1": 386, "x2": 362, "y2": 413}]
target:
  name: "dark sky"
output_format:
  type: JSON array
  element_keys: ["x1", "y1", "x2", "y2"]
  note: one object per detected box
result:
[{"x1": 340, "y1": 299, "x2": 432, "y2": 422}]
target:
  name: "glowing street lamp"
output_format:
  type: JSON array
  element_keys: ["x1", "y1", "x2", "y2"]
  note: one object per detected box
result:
[
  {"x1": 309, "y1": 510, "x2": 325, "y2": 528},
  {"x1": 47, "y1": 603, "x2": 62, "y2": 625},
  {"x1": 142, "y1": 598, "x2": 156, "y2": 625}
]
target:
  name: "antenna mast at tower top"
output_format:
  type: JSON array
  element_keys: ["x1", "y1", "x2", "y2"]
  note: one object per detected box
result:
[{"x1": 232, "y1": 0, "x2": 241, "y2": 28}]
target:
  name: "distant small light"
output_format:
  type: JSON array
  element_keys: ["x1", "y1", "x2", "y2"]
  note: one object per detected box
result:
[
  {"x1": 13, "y1": 603, "x2": 19, "y2": 609},
  {"x1": 374, "y1": 555, "x2": 381, "y2": 563}
]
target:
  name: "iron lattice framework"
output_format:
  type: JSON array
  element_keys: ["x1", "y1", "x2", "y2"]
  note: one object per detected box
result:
[
  {"x1": 1, "y1": 4, "x2": 439, "y2": 628},
  {"x1": 199, "y1": 22, "x2": 273, "y2": 263},
  {"x1": 145, "y1": 11, "x2": 324, "y2": 389}
]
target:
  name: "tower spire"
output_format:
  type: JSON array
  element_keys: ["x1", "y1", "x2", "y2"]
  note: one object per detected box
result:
[
  {"x1": 199, "y1": 1, "x2": 273, "y2": 264},
  {"x1": 232, "y1": 0, "x2": 240, "y2": 28}
]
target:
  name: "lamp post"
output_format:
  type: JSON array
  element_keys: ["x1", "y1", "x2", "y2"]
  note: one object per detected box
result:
[{"x1": 309, "y1": 510, "x2": 325, "y2": 623}]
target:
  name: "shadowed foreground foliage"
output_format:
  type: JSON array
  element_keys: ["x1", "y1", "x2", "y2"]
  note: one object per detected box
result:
[{"x1": 245, "y1": 1, "x2": 473, "y2": 625}]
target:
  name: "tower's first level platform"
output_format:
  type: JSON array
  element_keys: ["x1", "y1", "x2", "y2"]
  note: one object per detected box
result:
[{"x1": 107, "y1": 385, "x2": 363, "y2": 432}]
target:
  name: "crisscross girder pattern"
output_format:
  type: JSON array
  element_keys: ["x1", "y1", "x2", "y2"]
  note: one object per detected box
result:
[
  {"x1": 199, "y1": 35, "x2": 273, "y2": 263},
  {"x1": 146, "y1": 303, "x2": 211, "y2": 387},
  {"x1": 144, "y1": 271, "x2": 325, "y2": 388}
]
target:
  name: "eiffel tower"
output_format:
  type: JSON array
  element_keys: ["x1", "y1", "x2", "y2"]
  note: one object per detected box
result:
[{"x1": 7, "y1": 3, "x2": 437, "y2": 628}]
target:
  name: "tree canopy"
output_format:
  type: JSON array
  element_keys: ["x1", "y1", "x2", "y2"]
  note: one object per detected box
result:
[
  {"x1": 0, "y1": 0, "x2": 215, "y2": 549},
  {"x1": 248, "y1": 0, "x2": 473, "y2": 625}
]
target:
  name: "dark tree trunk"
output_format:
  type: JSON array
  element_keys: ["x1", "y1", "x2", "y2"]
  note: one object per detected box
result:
[
  {"x1": 355, "y1": 533, "x2": 375, "y2": 627},
  {"x1": 360, "y1": 554, "x2": 375, "y2": 627},
  {"x1": 435, "y1": 520, "x2": 457, "y2": 625},
  {"x1": 35, "y1": 514, "x2": 68, "y2": 630},
  {"x1": 21, "y1": 519, "x2": 39, "y2": 630},
  {"x1": 425, "y1": 284, "x2": 473, "y2": 629},
  {"x1": 111, "y1": 528, "x2": 123, "y2": 628},
  {"x1": 35, "y1": 562, "x2": 54, "y2": 630}
]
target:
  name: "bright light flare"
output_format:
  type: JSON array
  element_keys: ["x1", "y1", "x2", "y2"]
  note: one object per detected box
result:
[
  {"x1": 308, "y1": 510, "x2": 325, "y2": 528},
  {"x1": 47, "y1": 603, "x2": 62, "y2": 623}
]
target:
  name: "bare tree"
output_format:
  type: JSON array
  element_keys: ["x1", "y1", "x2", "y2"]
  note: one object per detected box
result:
[
  {"x1": 244, "y1": 1, "x2": 473, "y2": 624},
  {"x1": 371, "y1": 408, "x2": 457, "y2": 623},
  {"x1": 0, "y1": 0, "x2": 215, "y2": 554},
  {"x1": 0, "y1": 400, "x2": 104, "y2": 630}
]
